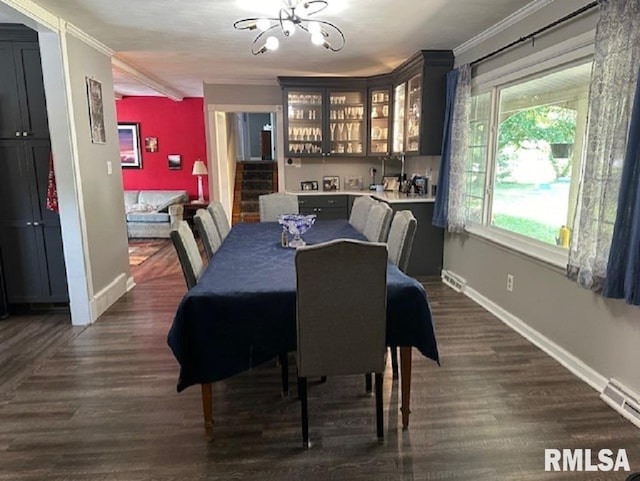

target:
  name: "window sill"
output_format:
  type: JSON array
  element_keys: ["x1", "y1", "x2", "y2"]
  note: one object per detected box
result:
[{"x1": 464, "y1": 224, "x2": 568, "y2": 271}]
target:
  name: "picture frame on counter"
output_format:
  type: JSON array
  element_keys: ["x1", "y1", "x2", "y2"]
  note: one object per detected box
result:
[
  {"x1": 383, "y1": 175, "x2": 400, "y2": 191},
  {"x1": 300, "y1": 180, "x2": 319, "y2": 191},
  {"x1": 344, "y1": 175, "x2": 363, "y2": 191},
  {"x1": 323, "y1": 176, "x2": 340, "y2": 192}
]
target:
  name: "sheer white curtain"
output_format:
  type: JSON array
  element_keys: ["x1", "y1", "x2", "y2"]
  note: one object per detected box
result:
[
  {"x1": 446, "y1": 64, "x2": 472, "y2": 232},
  {"x1": 567, "y1": 0, "x2": 640, "y2": 291}
]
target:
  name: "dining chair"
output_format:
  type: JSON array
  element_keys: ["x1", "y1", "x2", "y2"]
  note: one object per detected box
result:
[
  {"x1": 207, "y1": 202, "x2": 230, "y2": 241},
  {"x1": 259, "y1": 193, "x2": 299, "y2": 222},
  {"x1": 387, "y1": 210, "x2": 417, "y2": 273},
  {"x1": 386, "y1": 210, "x2": 417, "y2": 379},
  {"x1": 363, "y1": 202, "x2": 393, "y2": 242},
  {"x1": 295, "y1": 239, "x2": 387, "y2": 447},
  {"x1": 349, "y1": 195, "x2": 377, "y2": 234},
  {"x1": 194, "y1": 208, "x2": 223, "y2": 261},
  {"x1": 170, "y1": 220, "x2": 205, "y2": 289}
]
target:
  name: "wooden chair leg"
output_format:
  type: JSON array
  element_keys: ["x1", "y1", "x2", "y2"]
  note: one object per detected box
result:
[
  {"x1": 279, "y1": 352, "x2": 289, "y2": 397},
  {"x1": 365, "y1": 373, "x2": 373, "y2": 393},
  {"x1": 375, "y1": 372, "x2": 383, "y2": 439},
  {"x1": 299, "y1": 376, "x2": 309, "y2": 448},
  {"x1": 390, "y1": 346, "x2": 399, "y2": 379},
  {"x1": 400, "y1": 346, "x2": 412, "y2": 428},
  {"x1": 201, "y1": 383, "x2": 213, "y2": 442}
]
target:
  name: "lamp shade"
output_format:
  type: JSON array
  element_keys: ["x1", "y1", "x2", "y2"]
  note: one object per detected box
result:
[{"x1": 192, "y1": 159, "x2": 208, "y2": 176}]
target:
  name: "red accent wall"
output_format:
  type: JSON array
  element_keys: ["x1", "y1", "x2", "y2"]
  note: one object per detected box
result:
[{"x1": 116, "y1": 97, "x2": 208, "y2": 200}]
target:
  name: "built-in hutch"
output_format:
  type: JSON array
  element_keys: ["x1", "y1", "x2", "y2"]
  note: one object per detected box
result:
[
  {"x1": 279, "y1": 50, "x2": 454, "y2": 158},
  {"x1": 0, "y1": 24, "x2": 68, "y2": 305}
]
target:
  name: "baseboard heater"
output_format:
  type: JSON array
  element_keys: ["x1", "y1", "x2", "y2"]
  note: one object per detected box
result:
[
  {"x1": 441, "y1": 270, "x2": 466, "y2": 293},
  {"x1": 600, "y1": 379, "x2": 640, "y2": 429}
]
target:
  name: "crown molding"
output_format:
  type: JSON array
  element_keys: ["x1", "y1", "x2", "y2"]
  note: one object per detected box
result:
[
  {"x1": 111, "y1": 57, "x2": 184, "y2": 101},
  {"x1": 0, "y1": 0, "x2": 60, "y2": 32},
  {"x1": 453, "y1": 0, "x2": 556, "y2": 57},
  {"x1": 65, "y1": 22, "x2": 113, "y2": 57}
]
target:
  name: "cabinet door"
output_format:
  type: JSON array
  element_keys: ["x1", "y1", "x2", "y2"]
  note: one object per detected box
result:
[
  {"x1": 368, "y1": 88, "x2": 391, "y2": 155},
  {"x1": 405, "y1": 74, "x2": 422, "y2": 153},
  {"x1": 285, "y1": 89, "x2": 324, "y2": 156},
  {"x1": 392, "y1": 83, "x2": 406, "y2": 153},
  {"x1": 13, "y1": 43, "x2": 49, "y2": 139},
  {"x1": 29, "y1": 140, "x2": 68, "y2": 301},
  {"x1": 0, "y1": 44, "x2": 23, "y2": 139},
  {"x1": 0, "y1": 224, "x2": 49, "y2": 302},
  {"x1": 0, "y1": 141, "x2": 37, "y2": 223},
  {"x1": 328, "y1": 90, "x2": 365, "y2": 156}
]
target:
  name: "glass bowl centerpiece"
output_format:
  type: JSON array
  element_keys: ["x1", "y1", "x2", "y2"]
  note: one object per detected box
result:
[{"x1": 278, "y1": 214, "x2": 317, "y2": 248}]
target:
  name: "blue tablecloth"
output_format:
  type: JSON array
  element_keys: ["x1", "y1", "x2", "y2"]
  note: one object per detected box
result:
[{"x1": 168, "y1": 220, "x2": 439, "y2": 392}]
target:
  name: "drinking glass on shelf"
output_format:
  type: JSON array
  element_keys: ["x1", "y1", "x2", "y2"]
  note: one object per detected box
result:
[
  {"x1": 337, "y1": 123, "x2": 345, "y2": 142},
  {"x1": 314, "y1": 127, "x2": 321, "y2": 141},
  {"x1": 346, "y1": 122, "x2": 353, "y2": 141},
  {"x1": 330, "y1": 123, "x2": 336, "y2": 141},
  {"x1": 353, "y1": 123, "x2": 360, "y2": 140}
]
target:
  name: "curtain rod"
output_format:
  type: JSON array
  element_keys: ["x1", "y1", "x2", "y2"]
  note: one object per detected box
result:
[{"x1": 470, "y1": 1, "x2": 599, "y2": 67}]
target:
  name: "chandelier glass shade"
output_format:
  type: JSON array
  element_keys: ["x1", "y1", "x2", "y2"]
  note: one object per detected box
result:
[{"x1": 233, "y1": 0, "x2": 345, "y2": 55}]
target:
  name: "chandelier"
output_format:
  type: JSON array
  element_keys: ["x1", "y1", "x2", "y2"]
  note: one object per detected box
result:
[{"x1": 233, "y1": 0, "x2": 346, "y2": 55}]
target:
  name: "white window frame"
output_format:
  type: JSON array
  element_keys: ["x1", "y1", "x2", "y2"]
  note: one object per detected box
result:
[{"x1": 464, "y1": 32, "x2": 596, "y2": 269}]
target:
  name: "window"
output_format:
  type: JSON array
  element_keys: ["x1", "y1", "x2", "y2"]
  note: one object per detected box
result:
[{"x1": 466, "y1": 61, "x2": 592, "y2": 250}]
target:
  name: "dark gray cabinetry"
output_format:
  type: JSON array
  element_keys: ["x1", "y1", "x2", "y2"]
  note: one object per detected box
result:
[
  {"x1": 279, "y1": 78, "x2": 368, "y2": 158},
  {"x1": 298, "y1": 195, "x2": 349, "y2": 220},
  {"x1": 387, "y1": 201, "x2": 444, "y2": 278},
  {"x1": 0, "y1": 140, "x2": 68, "y2": 303},
  {"x1": 392, "y1": 50, "x2": 454, "y2": 156},
  {"x1": 0, "y1": 25, "x2": 67, "y2": 304},
  {"x1": 0, "y1": 26, "x2": 50, "y2": 140}
]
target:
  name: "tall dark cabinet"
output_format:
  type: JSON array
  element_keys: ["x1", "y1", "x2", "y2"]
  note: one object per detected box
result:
[{"x1": 0, "y1": 24, "x2": 68, "y2": 305}]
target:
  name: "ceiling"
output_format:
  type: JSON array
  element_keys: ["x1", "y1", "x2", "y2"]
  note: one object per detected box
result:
[{"x1": 12, "y1": 0, "x2": 535, "y2": 97}]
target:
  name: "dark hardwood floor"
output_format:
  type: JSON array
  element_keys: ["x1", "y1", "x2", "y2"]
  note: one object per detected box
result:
[{"x1": 0, "y1": 240, "x2": 638, "y2": 480}]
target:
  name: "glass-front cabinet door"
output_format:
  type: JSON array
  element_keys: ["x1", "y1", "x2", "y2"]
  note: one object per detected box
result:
[
  {"x1": 369, "y1": 88, "x2": 391, "y2": 155},
  {"x1": 328, "y1": 90, "x2": 365, "y2": 155},
  {"x1": 392, "y1": 83, "x2": 406, "y2": 153},
  {"x1": 405, "y1": 74, "x2": 423, "y2": 153},
  {"x1": 286, "y1": 90, "x2": 323, "y2": 156}
]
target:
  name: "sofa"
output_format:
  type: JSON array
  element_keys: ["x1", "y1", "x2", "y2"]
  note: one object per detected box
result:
[{"x1": 124, "y1": 190, "x2": 188, "y2": 238}]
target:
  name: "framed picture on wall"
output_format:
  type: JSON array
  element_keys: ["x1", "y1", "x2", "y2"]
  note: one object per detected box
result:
[
  {"x1": 323, "y1": 176, "x2": 340, "y2": 191},
  {"x1": 118, "y1": 123, "x2": 142, "y2": 169},
  {"x1": 145, "y1": 137, "x2": 158, "y2": 152},
  {"x1": 168, "y1": 154, "x2": 182, "y2": 170},
  {"x1": 86, "y1": 77, "x2": 106, "y2": 144}
]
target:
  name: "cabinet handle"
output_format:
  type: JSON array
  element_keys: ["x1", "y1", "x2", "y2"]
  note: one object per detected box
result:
[
  {"x1": 33, "y1": 222, "x2": 40, "y2": 226},
  {"x1": 15, "y1": 131, "x2": 21, "y2": 137},
  {"x1": 317, "y1": 208, "x2": 322, "y2": 212},
  {"x1": 328, "y1": 200, "x2": 335, "y2": 204},
  {"x1": 26, "y1": 221, "x2": 32, "y2": 226},
  {"x1": 22, "y1": 132, "x2": 29, "y2": 137}
]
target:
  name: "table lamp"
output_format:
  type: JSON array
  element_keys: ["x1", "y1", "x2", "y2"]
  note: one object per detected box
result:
[{"x1": 191, "y1": 159, "x2": 208, "y2": 203}]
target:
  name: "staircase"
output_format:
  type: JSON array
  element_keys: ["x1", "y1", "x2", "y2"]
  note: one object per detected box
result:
[{"x1": 232, "y1": 161, "x2": 278, "y2": 224}]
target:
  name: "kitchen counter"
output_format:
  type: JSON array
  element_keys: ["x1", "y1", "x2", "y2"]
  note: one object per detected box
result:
[{"x1": 289, "y1": 190, "x2": 436, "y2": 204}]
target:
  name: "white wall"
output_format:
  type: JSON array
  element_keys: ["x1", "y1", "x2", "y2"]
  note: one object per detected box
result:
[{"x1": 446, "y1": 1, "x2": 640, "y2": 394}]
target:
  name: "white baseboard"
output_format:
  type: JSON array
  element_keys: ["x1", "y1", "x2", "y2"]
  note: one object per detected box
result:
[
  {"x1": 126, "y1": 276, "x2": 136, "y2": 292},
  {"x1": 462, "y1": 284, "x2": 608, "y2": 393},
  {"x1": 90, "y1": 273, "x2": 128, "y2": 322}
]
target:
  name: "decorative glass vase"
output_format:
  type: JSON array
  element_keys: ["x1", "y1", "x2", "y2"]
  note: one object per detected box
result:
[{"x1": 278, "y1": 214, "x2": 317, "y2": 248}]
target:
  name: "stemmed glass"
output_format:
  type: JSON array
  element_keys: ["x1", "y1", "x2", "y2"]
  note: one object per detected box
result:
[
  {"x1": 330, "y1": 123, "x2": 336, "y2": 141},
  {"x1": 346, "y1": 123, "x2": 353, "y2": 141},
  {"x1": 337, "y1": 123, "x2": 345, "y2": 142}
]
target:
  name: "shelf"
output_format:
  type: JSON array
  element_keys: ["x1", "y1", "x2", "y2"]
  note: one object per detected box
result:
[{"x1": 371, "y1": 116, "x2": 389, "y2": 120}]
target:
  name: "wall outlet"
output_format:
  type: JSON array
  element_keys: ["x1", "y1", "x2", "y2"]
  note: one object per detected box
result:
[
  {"x1": 506, "y1": 273, "x2": 514, "y2": 292},
  {"x1": 286, "y1": 157, "x2": 301, "y2": 168}
]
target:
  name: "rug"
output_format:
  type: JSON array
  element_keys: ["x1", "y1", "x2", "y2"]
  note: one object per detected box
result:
[{"x1": 128, "y1": 240, "x2": 165, "y2": 266}]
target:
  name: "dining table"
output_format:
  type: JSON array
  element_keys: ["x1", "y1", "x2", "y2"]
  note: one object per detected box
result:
[{"x1": 167, "y1": 219, "x2": 439, "y2": 440}]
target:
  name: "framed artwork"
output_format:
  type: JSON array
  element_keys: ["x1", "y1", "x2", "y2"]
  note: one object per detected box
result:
[
  {"x1": 323, "y1": 176, "x2": 340, "y2": 192},
  {"x1": 118, "y1": 123, "x2": 142, "y2": 168},
  {"x1": 300, "y1": 180, "x2": 319, "y2": 191},
  {"x1": 168, "y1": 154, "x2": 182, "y2": 170},
  {"x1": 145, "y1": 137, "x2": 158, "y2": 152},
  {"x1": 344, "y1": 175, "x2": 363, "y2": 191},
  {"x1": 86, "y1": 77, "x2": 106, "y2": 144},
  {"x1": 382, "y1": 175, "x2": 400, "y2": 191}
]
